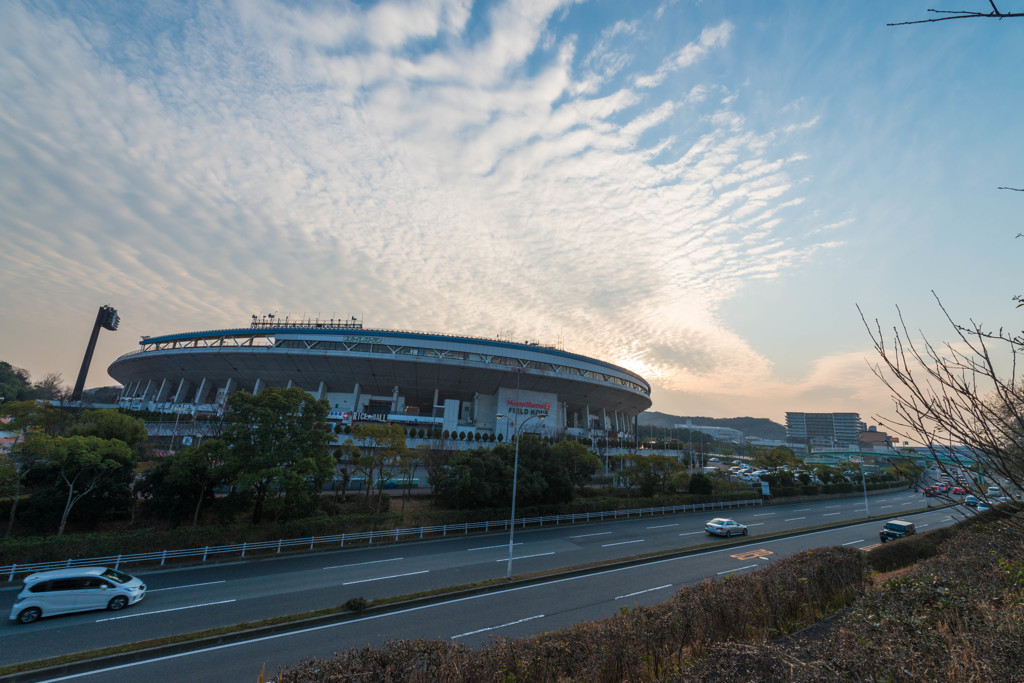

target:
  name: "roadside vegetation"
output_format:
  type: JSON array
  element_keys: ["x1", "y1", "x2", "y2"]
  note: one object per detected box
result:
[
  {"x1": 1, "y1": 373, "x2": 907, "y2": 566},
  {"x1": 270, "y1": 511, "x2": 1024, "y2": 682}
]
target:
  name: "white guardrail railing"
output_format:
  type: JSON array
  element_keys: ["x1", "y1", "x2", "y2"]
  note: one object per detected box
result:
[{"x1": 2, "y1": 498, "x2": 762, "y2": 581}]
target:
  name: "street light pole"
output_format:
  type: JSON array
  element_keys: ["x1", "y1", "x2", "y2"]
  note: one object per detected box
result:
[
  {"x1": 497, "y1": 412, "x2": 545, "y2": 580},
  {"x1": 861, "y1": 465, "x2": 870, "y2": 518}
]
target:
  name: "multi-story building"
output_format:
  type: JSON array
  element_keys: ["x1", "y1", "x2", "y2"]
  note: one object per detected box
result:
[{"x1": 785, "y1": 412, "x2": 862, "y2": 449}]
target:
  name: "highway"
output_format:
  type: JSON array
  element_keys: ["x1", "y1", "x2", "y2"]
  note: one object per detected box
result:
[{"x1": 0, "y1": 489, "x2": 955, "y2": 681}]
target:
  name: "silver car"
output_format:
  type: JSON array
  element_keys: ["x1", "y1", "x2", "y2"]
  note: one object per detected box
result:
[
  {"x1": 9, "y1": 567, "x2": 146, "y2": 624},
  {"x1": 705, "y1": 518, "x2": 748, "y2": 537}
]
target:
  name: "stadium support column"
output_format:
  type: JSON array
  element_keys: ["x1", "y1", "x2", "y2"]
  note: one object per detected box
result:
[
  {"x1": 352, "y1": 383, "x2": 361, "y2": 412},
  {"x1": 314, "y1": 381, "x2": 326, "y2": 400},
  {"x1": 173, "y1": 379, "x2": 191, "y2": 404},
  {"x1": 154, "y1": 379, "x2": 170, "y2": 404},
  {"x1": 253, "y1": 378, "x2": 265, "y2": 394},
  {"x1": 432, "y1": 388, "x2": 439, "y2": 419},
  {"x1": 391, "y1": 385, "x2": 399, "y2": 414},
  {"x1": 193, "y1": 378, "x2": 210, "y2": 406},
  {"x1": 139, "y1": 380, "x2": 154, "y2": 406}
]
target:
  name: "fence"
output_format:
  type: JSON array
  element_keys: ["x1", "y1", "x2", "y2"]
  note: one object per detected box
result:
[{"x1": 1, "y1": 498, "x2": 761, "y2": 581}]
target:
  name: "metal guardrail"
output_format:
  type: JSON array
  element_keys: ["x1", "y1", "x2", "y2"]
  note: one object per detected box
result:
[{"x1": 1, "y1": 498, "x2": 761, "y2": 582}]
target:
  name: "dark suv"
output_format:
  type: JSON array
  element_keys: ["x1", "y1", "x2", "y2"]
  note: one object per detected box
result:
[{"x1": 879, "y1": 520, "x2": 916, "y2": 543}]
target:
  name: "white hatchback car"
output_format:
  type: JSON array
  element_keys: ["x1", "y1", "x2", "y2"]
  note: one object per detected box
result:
[
  {"x1": 705, "y1": 518, "x2": 748, "y2": 537},
  {"x1": 9, "y1": 567, "x2": 146, "y2": 624}
]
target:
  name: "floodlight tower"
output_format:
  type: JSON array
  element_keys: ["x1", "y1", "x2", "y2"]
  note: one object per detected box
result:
[{"x1": 71, "y1": 305, "x2": 120, "y2": 401}]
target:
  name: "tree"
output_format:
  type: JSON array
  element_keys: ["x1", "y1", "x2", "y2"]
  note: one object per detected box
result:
[
  {"x1": 166, "y1": 439, "x2": 229, "y2": 527},
  {"x1": 31, "y1": 372, "x2": 68, "y2": 401},
  {"x1": 0, "y1": 361, "x2": 32, "y2": 403},
  {"x1": 348, "y1": 423, "x2": 410, "y2": 515},
  {"x1": 0, "y1": 442, "x2": 42, "y2": 537},
  {"x1": 862, "y1": 297, "x2": 1024, "y2": 534},
  {"x1": 68, "y1": 410, "x2": 149, "y2": 458},
  {"x1": 550, "y1": 439, "x2": 601, "y2": 498},
  {"x1": 330, "y1": 441, "x2": 360, "y2": 504},
  {"x1": 432, "y1": 448, "x2": 507, "y2": 510},
  {"x1": 688, "y1": 472, "x2": 714, "y2": 495},
  {"x1": 750, "y1": 446, "x2": 804, "y2": 471},
  {"x1": 22, "y1": 433, "x2": 137, "y2": 535},
  {"x1": 222, "y1": 387, "x2": 334, "y2": 524},
  {"x1": 620, "y1": 453, "x2": 683, "y2": 497}
]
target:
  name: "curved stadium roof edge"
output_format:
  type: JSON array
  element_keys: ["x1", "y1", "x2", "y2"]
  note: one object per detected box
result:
[{"x1": 135, "y1": 326, "x2": 649, "y2": 390}]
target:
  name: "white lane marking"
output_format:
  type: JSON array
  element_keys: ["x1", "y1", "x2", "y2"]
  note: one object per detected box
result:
[
  {"x1": 918, "y1": 524, "x2": 929, "y2": 529},
  {"x1": 901, "y1": 502, "x2": 915, "y2": 506},
  {"x1": 602, "y1": 540, "x2": 645, "y2": 548},
  {"x1": 746, "y1": 523, "x2": 765, "y2": 527},
  {"x1": 95, "y1": 600, "x2": 235, "y2": 622},
  {"x1": 842, "y1": 539, "x2": 864, "y2": 546},
  {"x1": 784, "y1": 517, "x2": 806, "y2": 522},
  {"x1": 646, "y1": 523, "x2": 678, "y2": 529},
  {"x1": 793, "y1": 508, "x2": 811, "y2": 512},
  {"x1": 615, "y1": 584, "x2": 672, "y2": 600},
  {"x1": 495, "y1": 552, "x2": 554, "y2": 562},
  {"x1": 468, "y1": 543, "x2": 520, "y2": 552},
  {"x1": 753, "y1": 513, "x2": 775, "y2": 517},
  {"x1": 451, "y1": 614, "x2": 545, "y2": 640},
  {"x1": 569, "y1": 531, "x2": 612, "y2": 538},
  {"x1": 717, "y1": 564, "x2": 758, "y2": 575},
  {"x1": 324, "y1": 557, "x2": 403, "y2": 570},
  {"x1": 823, "y1": 513, "x2": 840, "y2": 517},
  {"x1": 679, "y1": 531, "x2": 705, "y2": 536},
  {"x1": 826, "y1": 505, "x2": 841, "y2": 508},
  {"x1": 880, "y1": 505, "x2": 893, "y2": 509},
  {"x1": 49, "y1": 518, "x2": 955, "y2": 680},
  {"x1": 148, "y1": 581, "x2": 226, "y2": 592},
  {"x1": 343, "y1": 570, "x2": 428, "y2": 585}
]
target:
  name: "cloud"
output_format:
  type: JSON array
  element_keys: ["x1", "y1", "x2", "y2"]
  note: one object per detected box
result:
[
  {"x1": 0, "y1": 0, "x2": 836, "y2": 416},
  {"x1": 634, "y1": 21, "x2": 733, "y2": 89}
]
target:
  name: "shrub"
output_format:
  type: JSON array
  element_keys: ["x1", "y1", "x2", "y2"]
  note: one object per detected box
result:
[{"x1": 867, "y1": 525, "x2": 956, "y2": 573}]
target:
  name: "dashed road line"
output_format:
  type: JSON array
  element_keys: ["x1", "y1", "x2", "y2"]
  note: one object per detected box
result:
[
  {"x1": 343, "y1": 570, "x2": 429, "y2": 585},
  {"x1": 96, "y1": 600, "x2": 236, "y2": 622},
  {"x1": 602, "y1": 539, "x2": 645, "y2": 548},
  {"x1": 615, "y1": 584, "x2": 672, "y2": 600}
]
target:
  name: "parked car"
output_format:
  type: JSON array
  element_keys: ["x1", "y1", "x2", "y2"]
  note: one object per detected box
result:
[
  {"x1": 705, "y1": 518, "x2": 748, "y2": 537},
  {"x1": 879, "y1": 519, "x2": 916, "y2": 543},
  {"x1": 9, "y1": 567, "x2": 146, "y2": 624}
]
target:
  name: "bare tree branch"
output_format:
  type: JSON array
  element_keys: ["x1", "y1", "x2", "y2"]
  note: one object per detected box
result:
[
  {"x1": 860, "y1": 293, "x2": 1024, "y2": 535},
  {"x1": 889, "y1": 2, "x2": 1024, "y2": 26}
]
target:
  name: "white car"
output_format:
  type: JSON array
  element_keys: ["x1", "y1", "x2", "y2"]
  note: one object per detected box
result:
[
  {"x1": 9, "y1": 567, "x2": 146, "y2": 624},
  {"x1": 705, "y1": 518, "x2": 748, "y2": 537}
]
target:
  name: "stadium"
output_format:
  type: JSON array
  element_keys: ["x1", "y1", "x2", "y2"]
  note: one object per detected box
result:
[{"x1": 107, "y1": 317, "x2": 652, "y2": 444}]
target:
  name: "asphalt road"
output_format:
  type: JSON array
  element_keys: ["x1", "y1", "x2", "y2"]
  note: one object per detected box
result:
[{"x1": 1, "y1": 489, "x2": 957, "y2": 680}]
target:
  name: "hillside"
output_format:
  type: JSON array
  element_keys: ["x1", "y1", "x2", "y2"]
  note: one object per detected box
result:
[{"x1": 638, "y1": 411, "x2": 786, "y2": 441}]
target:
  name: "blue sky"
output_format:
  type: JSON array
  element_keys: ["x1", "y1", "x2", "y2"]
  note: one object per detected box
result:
[{"x1": 1, "y1": 0, "x2": 1022, "y2": 425}]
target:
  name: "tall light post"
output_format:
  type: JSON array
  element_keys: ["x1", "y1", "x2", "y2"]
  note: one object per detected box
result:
[
  {"x1": 497, "y1": 412, "x2": 545, "y2": 580},
  {"x1": 860, "y1": 464, "x2": 870, "y2": 518}
]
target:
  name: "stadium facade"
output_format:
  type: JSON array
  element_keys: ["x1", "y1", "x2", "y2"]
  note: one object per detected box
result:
[{"x1": 107, "y1": 318, "x2": 652, "y2": 443}]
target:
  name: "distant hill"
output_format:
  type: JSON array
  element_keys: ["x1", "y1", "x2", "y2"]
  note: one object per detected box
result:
[{"x1": 638, "y1": 411, "x2": 786, "y2": 441}]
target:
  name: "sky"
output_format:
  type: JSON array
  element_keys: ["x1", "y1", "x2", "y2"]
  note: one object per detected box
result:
[{"x1": 1, "y1": 0, "x2": 1022, "y2": 427}]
